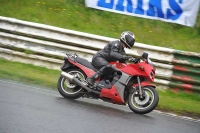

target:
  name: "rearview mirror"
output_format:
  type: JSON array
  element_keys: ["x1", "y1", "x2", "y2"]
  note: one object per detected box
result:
[{"x1": 142, "y1": 52, "x2": 148, "y2": 59}]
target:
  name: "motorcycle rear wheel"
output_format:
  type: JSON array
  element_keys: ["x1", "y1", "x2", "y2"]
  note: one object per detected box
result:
[
  {"x1": 128, "y1": 86, "x2": 159, "y2": 114},
  {"x1": 57, "y1": 68, "x2": 86, "y2": 99}
]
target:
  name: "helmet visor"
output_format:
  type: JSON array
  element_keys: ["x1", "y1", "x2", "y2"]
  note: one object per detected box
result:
[{"x1": 125, "y1": 35, "x2": 135, "y2": 48}]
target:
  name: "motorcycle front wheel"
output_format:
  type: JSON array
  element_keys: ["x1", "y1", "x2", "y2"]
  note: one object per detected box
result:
[
  {"x1": 128, "y1": 86, "x2": 159, "y2": 114},
  {"x1": 57, "y1": 68, "x2": 86, "y2": 99}
]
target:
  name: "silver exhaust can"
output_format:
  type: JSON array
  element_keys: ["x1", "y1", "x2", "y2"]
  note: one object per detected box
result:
[{"x1": 61, "y1": 71, "x2": 74, "y2": 82}]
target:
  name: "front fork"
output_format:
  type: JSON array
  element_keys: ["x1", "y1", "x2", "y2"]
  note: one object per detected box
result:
[{"x1": 137, "y1": 76, "x2": 144, "y2": 99}]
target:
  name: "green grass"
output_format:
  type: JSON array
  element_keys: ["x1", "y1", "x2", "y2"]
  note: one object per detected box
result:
[
  {"x1": 0, "y1": 58, "x2": 60, "y2": 89},
  {"x1": 0, "y1": 58, "x2": 200, "y2": 118},
  {"x1": 0, "y1": 0, "x2": 200, "y2": 52},
  {"x1": 158, "y1": 90, "x2": 200, "y2": 117}
]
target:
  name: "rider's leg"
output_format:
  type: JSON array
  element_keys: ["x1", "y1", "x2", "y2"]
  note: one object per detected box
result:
[
  {"x1": 86, "y1": 65, "x2": 105, "y2": 86},
  {"x1": 87, "y1": 64, "x2": 121, "y2": 86},
  {"x1": 87, "y1": 57, "x2": 109, "y2": 86}
]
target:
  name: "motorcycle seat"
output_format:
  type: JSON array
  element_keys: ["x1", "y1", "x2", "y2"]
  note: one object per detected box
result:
[{"x1": 76, "y1": 57, "x2": 98, "y2": 72}]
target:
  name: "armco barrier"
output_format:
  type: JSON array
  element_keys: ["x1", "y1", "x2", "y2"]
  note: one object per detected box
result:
[{"x1": 0, "y1": 16, "x2": 199, "y2": 93}]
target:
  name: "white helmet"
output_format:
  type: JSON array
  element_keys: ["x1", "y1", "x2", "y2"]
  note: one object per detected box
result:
[{"x1": 120, "y1": 31, "x2": 135, "y2": 49}]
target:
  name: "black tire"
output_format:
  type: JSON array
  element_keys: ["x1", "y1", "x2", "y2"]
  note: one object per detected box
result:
[
  {"x1": 128, "y1": 86, "x2": 159, "y2": 114},
  {"x1": 57, "y1": 68, "x2": 86, "y2": 99}
]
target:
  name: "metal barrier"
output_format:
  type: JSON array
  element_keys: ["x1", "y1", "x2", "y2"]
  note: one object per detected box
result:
[{"x1": 0, "y1": 16, "x2": 199, "y2": 93}]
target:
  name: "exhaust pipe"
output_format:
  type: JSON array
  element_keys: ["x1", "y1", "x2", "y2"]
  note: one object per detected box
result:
[
  {"x1": 61, "y1": 71, "x2": 74, "y2": 82},
  {"x1": 61, "y1": 71, "x2": 100, "y2": 95}
]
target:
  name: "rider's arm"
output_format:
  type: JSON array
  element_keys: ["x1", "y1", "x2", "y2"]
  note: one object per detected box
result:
[{"x1": 110, "y1": 43, "x2": 124, "y2": 60}]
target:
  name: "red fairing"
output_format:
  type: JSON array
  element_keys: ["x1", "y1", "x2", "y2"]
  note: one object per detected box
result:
[
  {"x1": 68, "y1": 59, "x2": 96, "y2": 77},
  {"x1": 110, "y1": 61, "x2": 155, "y2": 82},
  {"x1": 100, "y1": 86, "x2": 124, "y2": 104}
]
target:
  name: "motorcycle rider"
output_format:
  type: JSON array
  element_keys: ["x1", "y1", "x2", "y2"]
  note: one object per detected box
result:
[{"x1": 87, "y1": 31, "x2": 138, "y2": 86}]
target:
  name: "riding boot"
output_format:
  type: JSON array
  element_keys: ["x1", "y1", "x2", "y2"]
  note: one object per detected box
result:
[{"x1": 86, "y1": 67, "x2": 105, "y2": 86}]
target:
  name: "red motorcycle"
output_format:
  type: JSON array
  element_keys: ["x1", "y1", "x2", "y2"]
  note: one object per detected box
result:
[{"x1": 57, "y1": 52, "x2": 159, "y2": 114}]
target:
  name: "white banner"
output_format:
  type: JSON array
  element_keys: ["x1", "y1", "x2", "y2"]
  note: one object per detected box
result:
[{"x1": 85, "y1": 0, "x2": 200, "y2": 27}]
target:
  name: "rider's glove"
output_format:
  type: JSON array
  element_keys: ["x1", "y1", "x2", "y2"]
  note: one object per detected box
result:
[
  {"x1": 134, "y1": 58, "x2": 140, "y2": 63},
  {"x1": 128, "y1": 57, "x2": 140, "y2": 63},
  {"x1": 128, "y1": 57, "x2": 135, "y2": 62},
  {"x1": 122, "y1": 55, "x2": 132, "y2": 60}
]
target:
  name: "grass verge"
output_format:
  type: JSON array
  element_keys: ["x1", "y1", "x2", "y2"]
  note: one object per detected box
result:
[{"x1": 0, "y1": 58, "x2": 199, "y2": 118}]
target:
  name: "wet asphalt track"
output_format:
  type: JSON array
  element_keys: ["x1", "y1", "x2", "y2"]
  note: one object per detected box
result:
[{"x1": 0, "y1": 80, "x2": 199, "y2": 133}]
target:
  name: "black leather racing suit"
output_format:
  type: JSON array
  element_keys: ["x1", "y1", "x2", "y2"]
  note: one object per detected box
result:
[
  {"x1": 87, "y1": 40, "x2": 128, "y2": 86},
  {"x1": 91, "y1": 40, "x2": 126, "y2": 70}
]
